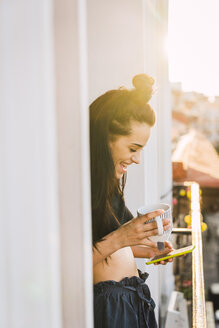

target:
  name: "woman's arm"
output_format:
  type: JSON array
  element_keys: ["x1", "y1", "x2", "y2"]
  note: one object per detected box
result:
[
  {"x1": 131, "y1": 241, "x2": 174, "y2": 265},
  {"x1": 93, "y1": 209, "x2": 171, "y2": 266},
  {"x1": 93, "y1": 229, "x2": 121, "y2": 266}
]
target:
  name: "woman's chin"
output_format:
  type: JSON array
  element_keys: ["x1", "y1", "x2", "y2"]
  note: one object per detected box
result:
[{"x1": 115, "y1": 172, "x2": 124, "y2": 179}]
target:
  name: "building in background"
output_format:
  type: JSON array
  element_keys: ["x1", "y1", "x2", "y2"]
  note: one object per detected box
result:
[{"x1": 171, "y1": 82, "x2": 219, "y2": 152}]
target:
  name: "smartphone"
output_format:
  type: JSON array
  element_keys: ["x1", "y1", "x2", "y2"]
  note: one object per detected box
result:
[{"x1": 146, "y1": 245, "x2": 195, "y2": 265}]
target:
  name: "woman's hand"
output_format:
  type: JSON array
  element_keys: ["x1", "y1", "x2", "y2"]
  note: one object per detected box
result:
[
  {"x1": 116, "y1": 210, "x2": 171, "y2": 249},
  {"x1": 149, "y1": 241, "x2": 174, "y2": 265},
  {"x1": 131, "y1": 241, "x2": 174, "y2": 265}
]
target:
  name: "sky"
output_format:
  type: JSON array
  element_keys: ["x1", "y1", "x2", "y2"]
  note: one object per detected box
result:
[{"x1": 168, "y1": 0, "x2": 219, "y2": 96}]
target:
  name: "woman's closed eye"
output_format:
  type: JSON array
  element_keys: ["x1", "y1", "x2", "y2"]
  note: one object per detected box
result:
[{"x1": 130, "y1": 148, "x2": 137, "y2": 152}]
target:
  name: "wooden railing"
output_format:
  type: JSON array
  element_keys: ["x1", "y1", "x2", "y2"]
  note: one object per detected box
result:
[
  {"x1": 190, "y1": 182, "x2": 207, "y2": 327},
  {"x1": 171, "y1": 182, "x2": 216, "y2": 327},
  {"x1": 166, "y1": 181, "x2": 217, "y2": 327}
]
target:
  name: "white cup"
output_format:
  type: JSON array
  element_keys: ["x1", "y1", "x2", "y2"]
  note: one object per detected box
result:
[{"x1": 137, "y1": 203, "x2": 172, "y2": 243}]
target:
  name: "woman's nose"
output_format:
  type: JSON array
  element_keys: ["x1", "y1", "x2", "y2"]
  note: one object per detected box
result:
[{"x1": 131, "y1": 152, "x2": 140, "y2": 164}]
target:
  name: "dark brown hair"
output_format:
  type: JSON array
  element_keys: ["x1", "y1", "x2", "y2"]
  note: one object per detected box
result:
[{"x1": 90, "y1": 74, "x2": 156, "y2": 244}]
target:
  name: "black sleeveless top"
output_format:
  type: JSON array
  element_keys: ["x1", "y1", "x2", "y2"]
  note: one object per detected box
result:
[
  {"x1": 110, "y1": 193, "x2": 134, "y2": 229},
  {"x1": 93, "y1": 192, "x2": 134, "y2": 243}
]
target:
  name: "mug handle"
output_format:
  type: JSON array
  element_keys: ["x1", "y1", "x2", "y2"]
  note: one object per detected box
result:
[{"x1": 155, "y1": 216, "x2": 164, "y2": 235}]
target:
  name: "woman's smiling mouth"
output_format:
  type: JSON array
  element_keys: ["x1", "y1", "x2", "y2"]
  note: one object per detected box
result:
[{"x1": 120, "y1": 162, "x2": 128, "y2": 173}]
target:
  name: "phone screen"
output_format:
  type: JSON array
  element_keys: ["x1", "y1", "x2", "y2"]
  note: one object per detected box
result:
[{"x1": 146, "y1": 245, "x2": 195, "y2": 265}]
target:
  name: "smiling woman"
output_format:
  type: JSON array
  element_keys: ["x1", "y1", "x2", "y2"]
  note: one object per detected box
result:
[
  {"x1": 90, "y1": 74, "x2": 156, "y2": 244},
  {"x1": 109, "y1": 122, "x2": 151, "y2": 179},
  {"x1": 90, "y1": 74, "x2": 173, "y2": 328}
]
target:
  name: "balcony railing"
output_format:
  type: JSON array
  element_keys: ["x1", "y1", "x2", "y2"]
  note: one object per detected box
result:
[
  {"x1": 190, "y1": 182, "x2": 207, "y2": 327},
  {"x1": 170, "y1": 182, "x2": 215, "y2": 328}
]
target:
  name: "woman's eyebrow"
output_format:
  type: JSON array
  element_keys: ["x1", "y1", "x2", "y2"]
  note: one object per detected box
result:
[{"x1": 131, "y1": 143, "x2": 143, "y2": 148}]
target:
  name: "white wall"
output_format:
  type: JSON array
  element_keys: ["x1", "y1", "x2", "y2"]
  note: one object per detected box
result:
[
  {"x1": 87, "y1": 0, "x2": 145, "y2": 102},
  {"x1": 53, "y1": 0, "x2": 93, "y2": 327},
  {"x1": 0, "y1": 0, "x2": 61, "y2": 327}
]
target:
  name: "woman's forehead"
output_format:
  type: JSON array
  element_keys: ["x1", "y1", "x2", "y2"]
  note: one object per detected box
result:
[
  {"x1": 129, "y1": 122, "x2": 150, "y2": 138},
  {"x1": 116, "y1": 122, "x2": 151, "y2": 145}
]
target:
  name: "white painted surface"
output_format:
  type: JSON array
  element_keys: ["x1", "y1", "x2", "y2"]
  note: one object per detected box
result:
[
  {"x1": 0, "y1": 0, "x2": 61, "y2": 327},
  {"x1": 87, "y1": 0, "x2": 145, "y2": 102},
  {"x1": 53, "y1": 0, "x2": 93, "y2": 327}
]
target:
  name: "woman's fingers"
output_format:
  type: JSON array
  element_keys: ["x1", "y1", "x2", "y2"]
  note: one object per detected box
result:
[
  {"x1": 141, "y1": 238, "x2": 157, "y2": 248},
  {"x1": 143, "y1": 228, "x2": 159, "y2": 237},
  {"x1": 136, "y1": 213, "x2": 171, "y2": 233},
  {"x1": 143, "y1": 220, "x2": 171, "y2": 234},
  {"x1": 164, "y1": 240, "x2": 173, "y2": 247},
  {"x1": 121, "y1": 214, "x2": 171, "y2": 247},
  {"x1": 163, "y1": 241, "x2": 173, "y2": 250},
  {"x1": 154, "y1": 258, "x2": 173, "y2": 266},
  {"x1": 162, "y1": 258, "x2": 173, "y2": 265},
  {"x1": 139, "y1": 210, "x2": 164, "y2": 223},
  {"x1": 154, "y1": 261, "x2": 166, "y2": 265}
]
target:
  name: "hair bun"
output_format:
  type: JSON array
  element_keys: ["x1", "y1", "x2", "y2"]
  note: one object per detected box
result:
[
  {"x1": 132, "y1": 74, "x2": 154, "y2": 90},
  {"x1": 132, "y1": 74, "x2": 155, "y2": 103}
]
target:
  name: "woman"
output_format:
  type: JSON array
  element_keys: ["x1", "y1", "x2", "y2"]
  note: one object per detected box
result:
[{"x1": 90, "y1": 74, "x2": 173, "y2": 328}]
